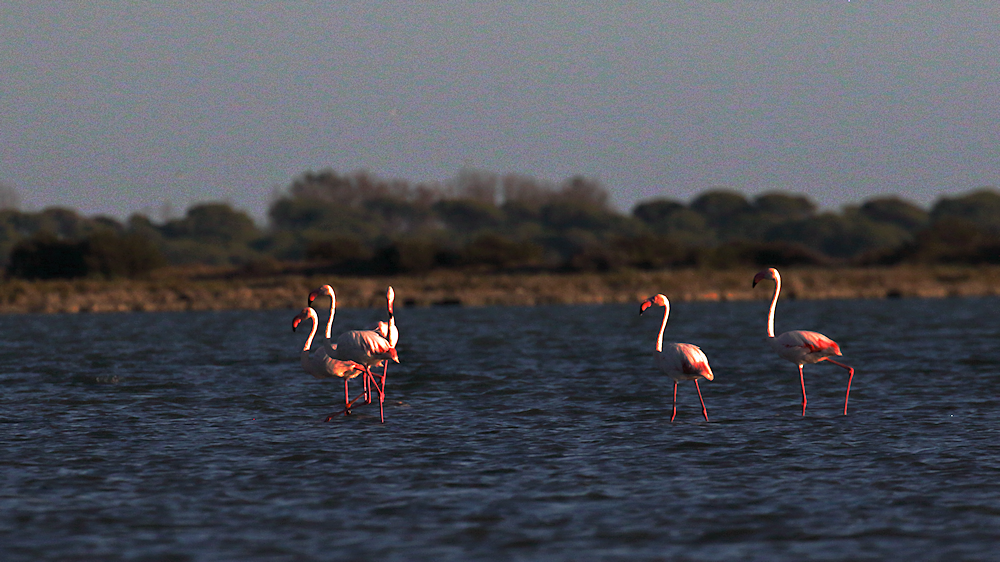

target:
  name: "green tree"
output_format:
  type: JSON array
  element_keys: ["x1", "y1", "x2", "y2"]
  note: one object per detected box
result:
[
  {"x1": 462, "y1": 233, "x2": 543, "y2": 269},
  {"x1": 270, "y1": 197, "x2": 381, "y2": 239},
  {"x1": 858, "y1": 196, "x2": 929, "y2": 232},
  {"x1": 753, "y1": 192, "x2": 816, "y2": 220},
  {"x1": 305, "y1": 235, "x2": 372, "y2": 266},
  {"x1": 163, "y1": 203, "x2": 259, "y2": 245},
  {"x1": 690, "y1": 189, "x2": 752, "y2": 230},
  {"x1": 632, "y1": 199, "x2": 715, "y2": 246},
  {"x1": 433, "y1": 199, "x2": 504, "y2": 235},
  {"x1": 930, "y1": 189, "x2": 1000, "y2": 234},
  {"x1": 84, "y1": 230, "x2": 166, "y2": 278}
]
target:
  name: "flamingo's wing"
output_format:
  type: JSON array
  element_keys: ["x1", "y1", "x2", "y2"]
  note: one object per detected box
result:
[
  {"x1": 777, "y1": 330, "x2": 841, "y2": 354},
  {"x1": 659, "y1": 343, "x2": 714, "y2": 381},
  {"x1": 302, "y1": 349, "x2": 364, "y2": 379},
  {"x1": 335, "y1": 330, "x2": 395, "y2": 364},
  {"x1": 357, "y1": 330, "x2": 394, "y2": 355},
  {"x1": 774, "y1": 330, "x2": 841, "y2": 364},
  {"x1": 324, "y1": 357, "x2": 365, "y2": 378}
]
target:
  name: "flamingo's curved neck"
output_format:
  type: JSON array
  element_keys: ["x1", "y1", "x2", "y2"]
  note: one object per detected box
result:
[
  {"x1": 766, "y1": 271, "x2": 780, "y2": 339},
  {"x1": 303, "y1": 314, "x2": 318, "y2": 352},
  {"x1": 385, "y1": 289, "x2": 397, "y2": 347},
  {"x1": 325, "y1": 295, "x2": 336, "y2": 340},
  {"x1": 656, "y1": 301, "x2": 670, "y2": 353}
]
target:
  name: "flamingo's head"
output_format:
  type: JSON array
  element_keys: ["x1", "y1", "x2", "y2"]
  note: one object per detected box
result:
[
  {"x1": 307, "y1": 284, "x2": 334, "y2": 306},
  {"x1": 639, "y1": 294, "x2": 668, "y2": 315},
  {"x1": 292, "y1": 307, "x2": 314, "y2": 332},
  {"x1": 386, "y1": 286, "x2": 395, "y2": 314},
  {"x1": 388, "y1": 347, "x2": 400, "y2": 364},
  {"x1": 752, "y1": 268, "x2": 778, "y2": 288}
]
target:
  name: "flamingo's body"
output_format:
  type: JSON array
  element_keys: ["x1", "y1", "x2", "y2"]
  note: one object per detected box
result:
[
  {"x1": 640, "y1": 294, "x2": 714, "y2": 422},
  {"x1": 334, "y1": 329, "x2": 398, "y2": 369},
  {"x1": 292, "y1": 307, "x2": 366, "y2": 415},
  {"x1": 753, "y1": 267, "x2": 855, "y2": 415}
]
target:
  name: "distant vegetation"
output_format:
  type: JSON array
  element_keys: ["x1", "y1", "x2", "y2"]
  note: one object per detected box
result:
[{"x1": 2, "y1": 169, "x2": 1000, "y2": 280}]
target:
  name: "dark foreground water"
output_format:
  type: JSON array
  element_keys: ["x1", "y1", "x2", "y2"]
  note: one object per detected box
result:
[{"x1": 2, "y1": 295, "x2": 1000, "y2": 561}]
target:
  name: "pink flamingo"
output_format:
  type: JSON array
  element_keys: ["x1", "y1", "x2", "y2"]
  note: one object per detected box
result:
[
  {"x1": 331, "y1": 328, "x2": 398, "y2": 423},
  {"x1": 307, "y1": 285, "x2": 398, "y2": 423},
  {"x1": 291, "y1": 307, "x2": 368, "y2": 418},
  {"x1": 640, "y1": 294, "x2": 715, "y2": 422},
  {"x1": 752, "y1": 267, "x2": 855, "y2": 416},
  {"x1": 307, "y1": 284, "x2": 371, "y2": 400}
]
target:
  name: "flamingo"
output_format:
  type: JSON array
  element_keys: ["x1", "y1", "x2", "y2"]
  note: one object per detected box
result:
[
  {"x1": 331, "y1": 328, "x2": 398, "y2": 423},
  {"x1": 308, "y1": 283, "x2": 370, "y2": 400},
  {"x1": 307, "y1": 285, "x2": 399, "y2": 423},
  {"x1": 752, "y1": 267, "x2": 855, "y2": 416},
  {"x1": 640, "y1": 294, "x2": 715, "y2": 422},
  {"x1": 291, "y1": 307, "x2": 367, "y2": 418}
]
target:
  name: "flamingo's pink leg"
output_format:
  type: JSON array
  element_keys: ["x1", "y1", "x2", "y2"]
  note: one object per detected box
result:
[
  {"x1": 670, "y1": 381, "x2": 678, "y2": 422},
  {"x1": 366, "y1": 372, "x2": 385, "y2": 423},
  {"x1": 380, "y1": 361, "x2": 388, "y2": 400},
  {"x1": 825, "y1": 358, "x2": 855, "y2": 415},
  {"x1": 694, "y1": 380, "x2": 708, "y2": 422},
  {"x1": 799, "y1": 364, "x2": 807, "y2": 416},
  {"x1": 344, "y1": 379, "x2": 350, "y2": 408},
  {"x1": 325, "y1": 391, "x2": 368, "y2": 421}
]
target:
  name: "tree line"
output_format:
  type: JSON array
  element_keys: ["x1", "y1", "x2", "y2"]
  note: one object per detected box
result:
[{"x1": 4, "y1": 169, "x2": 1000, "y2": 279}]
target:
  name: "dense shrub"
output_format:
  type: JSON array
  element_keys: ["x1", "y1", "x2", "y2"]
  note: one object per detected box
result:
[
  {"x1": 5, "y1": 230, "x2": 163, "y2": 279},
  {"x1": 6, "y1": 233, "x2": 88, "y2": 279},
  {"x1": 698, "y1": 241, "x2": 828, "y2": 269},
  {"x1": 461, "y1": 233, "x2": 543, "y2": 269},
  {"x1": 84, "y1": 230, "x2": 166, "y2": 278}
]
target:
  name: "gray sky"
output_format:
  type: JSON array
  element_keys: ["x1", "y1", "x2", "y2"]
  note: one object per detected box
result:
[{"x1": 2, "y1": 2, "x2": 999, "y2": 223}]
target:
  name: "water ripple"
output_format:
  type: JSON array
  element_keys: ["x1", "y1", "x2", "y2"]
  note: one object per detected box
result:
[{"x1": 1, "y1": 299, "x2": 1000, "y2": 560}]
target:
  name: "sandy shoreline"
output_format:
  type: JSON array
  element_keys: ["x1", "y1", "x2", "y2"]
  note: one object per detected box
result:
[{"x1": 1, "y1": 265, "x2": 998, "y2": 314}]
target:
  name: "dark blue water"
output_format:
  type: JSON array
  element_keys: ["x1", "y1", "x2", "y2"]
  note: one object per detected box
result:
[{"x1": 2, "y1": 295, "x2": 1000, "y2": 561}]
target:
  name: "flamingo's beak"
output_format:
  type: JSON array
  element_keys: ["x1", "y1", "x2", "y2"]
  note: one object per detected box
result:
[
  {"x1": 639, "y1": 300, "x2": 653, "y2": 315},
  {"x1": 307, "y1": 291, "x2": 318, "y2": 305},
  {"x1": 752, "y1": 271, "x2": 768, "y2": 288},
  {"x1": 389, "y1": 348, "x2": 399, "y2": 363},
  {"x1": 292, "y1": 317, "x2": 301, "y2": 332}
]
